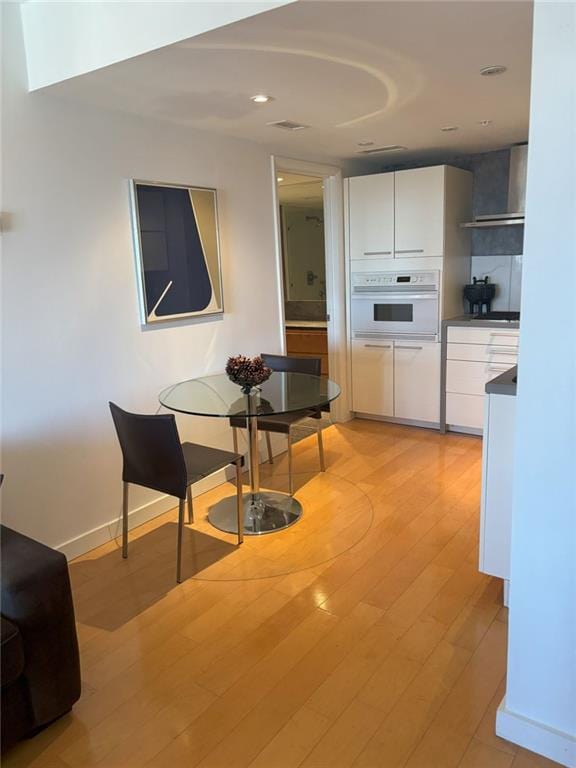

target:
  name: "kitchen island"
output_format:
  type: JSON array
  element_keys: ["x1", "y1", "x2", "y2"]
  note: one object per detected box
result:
[{"x1": 480, "y1": 364, "x2": 518, "y2": 606}]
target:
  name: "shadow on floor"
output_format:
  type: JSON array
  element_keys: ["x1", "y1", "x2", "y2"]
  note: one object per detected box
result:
[{"x1": 69, "y1": 524, "x2": 236, "y2": 631}]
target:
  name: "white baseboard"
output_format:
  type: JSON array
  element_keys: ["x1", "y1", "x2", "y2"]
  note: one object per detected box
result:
[
  {"x1": 496, "y1": 696, "x2": 576, "y2": 768},
  {"x1": 354, "y1": 413, "x2": 440, "y2": 431},
  {"x1": 56, "y1": 467, "x2": 231, "y2": 561}
]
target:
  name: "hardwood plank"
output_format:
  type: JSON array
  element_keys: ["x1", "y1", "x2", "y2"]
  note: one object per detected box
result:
[
  {"x1": 511, "y1": 749, "x2": 565, "y2": 768},
  {"x1": 458, "y1": 738, "x2": 515, "y2": 768},
  {"x1": 402, "y1": 619, "x2": 509, "y2": 768},
  {"x1": 299, "y1": 700, "x2": 384, "y2": 768},
  {"x1": 247, "y1": 707, "x2": 331, "y2": 768},
  {"x1": 5, "y1": 421, "x2": 517, "y2": 768},
  {"x1": 190, "y1": 603, "x2": 384, "y2": 768}
]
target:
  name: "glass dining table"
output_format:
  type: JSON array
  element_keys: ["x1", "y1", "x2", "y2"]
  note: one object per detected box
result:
[{"x1": 159, "y1": 372, "x2": 341, "y2": 535}]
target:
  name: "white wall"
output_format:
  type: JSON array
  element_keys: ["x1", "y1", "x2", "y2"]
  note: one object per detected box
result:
[
  {"x1": 21, "y1": 0, "x2": 296, "y2": 91},
  {"x1": 1, "y1": 6, "x2": 285, "y2": 556},
  {"x1": 496, "y1": 2, "x2": 576, "y2": 767}
]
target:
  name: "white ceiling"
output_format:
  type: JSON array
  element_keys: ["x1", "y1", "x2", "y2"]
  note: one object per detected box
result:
[{"x1": 47, "y1": 1, "x2": 533, "y2": 163}]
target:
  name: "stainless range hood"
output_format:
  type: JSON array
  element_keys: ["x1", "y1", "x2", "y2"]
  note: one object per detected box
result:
[{"x1": 461, "y1": 144, "x2": 527, "y2": 228}]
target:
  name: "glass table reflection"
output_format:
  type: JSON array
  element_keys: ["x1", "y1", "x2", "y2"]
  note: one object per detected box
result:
[{"x1": 159, "y1": 372, "x2": 341, "y2": 535}]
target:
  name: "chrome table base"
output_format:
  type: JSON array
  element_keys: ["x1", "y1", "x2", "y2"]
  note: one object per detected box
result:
[{"x1": 208, "y1": 491, "x2": 303, "y2": 535}]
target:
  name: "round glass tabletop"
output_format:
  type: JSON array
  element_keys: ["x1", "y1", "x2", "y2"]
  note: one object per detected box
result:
[{"x1": 159, "y1": 372, "x2": 340, "y2": 418}]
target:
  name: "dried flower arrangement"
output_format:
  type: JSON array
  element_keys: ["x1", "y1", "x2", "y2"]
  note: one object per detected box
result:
[{"x1": 225, "y1": 355, "x2": 272, "y2": 394}]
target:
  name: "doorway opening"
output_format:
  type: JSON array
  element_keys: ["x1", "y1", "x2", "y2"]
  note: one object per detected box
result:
[{"x1": 276, "y1": 171, "x2": 329, "y2": 377}]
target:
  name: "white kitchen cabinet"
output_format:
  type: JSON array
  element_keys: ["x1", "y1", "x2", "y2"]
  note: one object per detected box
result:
[
  {"x1": 446, "y1": 343, "x2": 519, "y2": 365},
  {"x1": 394, "y1": 166, "x2": 445, "y2": 258},
  {"x1": 351, "y1": 339, "x2": 394, "y2": 416},
  {"x1": 394, "y1": 342, "x2": 440, "y2": 423},
  {"x1": 446, "y1": 326, "x2": 520, "y2": 347},
  {"x1": 446, "y1": 393, "x2": 486, "y2": 431},
  {"x1": 444, "y1": 325, "x2": 519, "y2": 433},
  {"x1": 348, "y1": 174, "x2": 394, "y2": 260},
  {"x1": 446, "y1": 360, "x2": 514, "y2": 398},
  {"x1": 480, "y1": 391, "x2": 516, "y2": 580}
]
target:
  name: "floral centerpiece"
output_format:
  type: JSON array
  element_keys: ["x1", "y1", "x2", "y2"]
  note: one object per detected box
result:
[{"x1": 226, "y1": 355, "x2": 272, "y2": 394}]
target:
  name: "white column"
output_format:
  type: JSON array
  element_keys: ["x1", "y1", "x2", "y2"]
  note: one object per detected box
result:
[{"x1": 496, "y1": 2, "x2": 576, "y2": 767}]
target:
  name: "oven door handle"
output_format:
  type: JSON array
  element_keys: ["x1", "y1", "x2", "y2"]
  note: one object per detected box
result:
[{"x1": 351, "y1": 293, "x2": 438, "y2": 300}]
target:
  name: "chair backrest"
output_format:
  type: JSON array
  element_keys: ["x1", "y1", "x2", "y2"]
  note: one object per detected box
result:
[
  {"x1": 109, "y1": 402, "x2": 188, "y2": 499},
  {"x1": 261, "y1": 353, "x2": 321, "y2": 377}
]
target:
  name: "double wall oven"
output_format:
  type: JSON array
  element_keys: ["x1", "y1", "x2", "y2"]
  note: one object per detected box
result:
[{"x1": 350, "y1": 270, "x2": 440, "y2": 340}]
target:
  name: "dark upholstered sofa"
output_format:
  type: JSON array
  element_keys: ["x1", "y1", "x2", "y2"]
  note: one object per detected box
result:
[{"x1": 1, "y1": 524, "x2": 81, "y2": 752}]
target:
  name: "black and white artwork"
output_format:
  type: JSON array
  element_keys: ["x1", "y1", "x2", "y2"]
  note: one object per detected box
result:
[{"x1": 130, "y1": 180, "x2": 224, "y2": 325}]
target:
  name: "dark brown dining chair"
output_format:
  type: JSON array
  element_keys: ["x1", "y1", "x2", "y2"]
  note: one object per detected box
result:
[
  {"x1": 228, "y1": 354, "x2": 326, "y2": 495},
  {"x1": 109, "y1": 402, "x2": 244, "y2": 583}
]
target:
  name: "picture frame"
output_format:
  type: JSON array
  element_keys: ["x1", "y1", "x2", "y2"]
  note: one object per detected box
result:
[{"x1": 129, "y1": 179, "x2": 224, "y2": 325}]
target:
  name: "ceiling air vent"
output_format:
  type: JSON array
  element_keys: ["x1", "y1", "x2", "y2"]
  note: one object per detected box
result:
[
  {"x1": 356, "y1": 144, "x2": 407, "y2": 155},
  {"x1": 267, "y1": 120, "x2": 310, "y2": 131}
]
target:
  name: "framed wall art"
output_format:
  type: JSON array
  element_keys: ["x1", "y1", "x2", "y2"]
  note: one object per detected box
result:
[{"x1": 130, "y1": 180, "x2": 224, "y2": 325}]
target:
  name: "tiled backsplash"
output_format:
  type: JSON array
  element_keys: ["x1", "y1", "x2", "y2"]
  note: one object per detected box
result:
[{"x1": 470, "y1": 255, "x2": 522, "y2": 311}]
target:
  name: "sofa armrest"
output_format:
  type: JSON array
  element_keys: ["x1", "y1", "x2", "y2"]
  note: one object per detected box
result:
[{"x1": 0, "y1": 525, "x2": 81, "y2": 726}]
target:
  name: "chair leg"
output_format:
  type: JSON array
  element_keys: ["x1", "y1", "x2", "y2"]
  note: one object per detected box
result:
[
  {"x1": 317, "y1": 425, "x2": 326, "y2": 472},
  {"x1": 186, "y1": 485, "x2": 194, "y2": 524},
  {"x1": 232, "y1": 427, "x2": 239, "y2": 455},
  {"x1": 287, "y1": 432, "x2": 294, "y2": 496},
  {"x1": 176, "y1": 498, "x2": 185, "y2": 584},
  {"x1": 122, "y1": 482, "x2": 129, "y2": 559},
  {"x1": 235, "y1": 460, "x2": 244, "y2": 545},
  {"x1": 265, "y1": 431, "x2": 274, "y2": 464}
]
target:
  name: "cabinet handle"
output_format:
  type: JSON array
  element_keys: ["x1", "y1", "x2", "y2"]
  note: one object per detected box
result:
[
  {"x1": 363, "y1": 250, "x2": 392, "y2": 256},
  {"x1": 487, "y1": 346, "x2": 518, "y2": 355},
  {"x1": 490, "y1": 332, "x2": 519, "y2": 338},
  {"x1": 395, "y1": 345, "x2": 423, "y2": 350},
  {"x1": 364, "y1": 344, "x2": 392, "y2": 349},
  {"x1": 395, "y1": 249, "x2": 424, "y2": 254}
]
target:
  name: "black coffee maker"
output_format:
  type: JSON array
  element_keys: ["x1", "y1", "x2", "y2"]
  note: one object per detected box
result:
[{"x1": 463, "y1": 277, "x2": 496, "y2": 316}]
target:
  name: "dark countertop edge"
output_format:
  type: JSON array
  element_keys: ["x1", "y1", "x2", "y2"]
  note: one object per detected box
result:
[
  {"x1": 443, "y1": 316, "x2": 520, "y2": 329},
  {"x1": 485, "y1": 365, "x2": 517, "y2": 396}
]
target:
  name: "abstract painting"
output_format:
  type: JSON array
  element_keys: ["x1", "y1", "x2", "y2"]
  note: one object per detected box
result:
[{"x1": 130, "y1": 180, "x2": 224, "y2": 325}]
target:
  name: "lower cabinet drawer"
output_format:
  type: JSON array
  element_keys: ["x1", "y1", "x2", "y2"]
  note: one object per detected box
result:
[
  {"x1": 447, "y1": 343, "x2": 518, "y2": 365},
  {"x1": 446, "y1": 360, "x2": 515, "y2": 397},
  {"x1": 447, "y1": 327, "x2": 519, "y2": 347},
  {"x1": 446, "y1": 393, "x2": 485, "y2": 430}
]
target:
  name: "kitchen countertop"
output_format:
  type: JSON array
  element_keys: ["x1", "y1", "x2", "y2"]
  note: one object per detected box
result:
[
  {"x1": 285, "y1": 320, "x2": 328, "y2": 329},
  {"x1": 485, "y1": 365, "x2": 517, "y2": 396},
  {"x1": 443, "y1": 315, "x2": 520, "y2": 329}
]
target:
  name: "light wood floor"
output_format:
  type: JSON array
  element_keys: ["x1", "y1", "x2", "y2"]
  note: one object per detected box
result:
[{"x1": 5, "y1": 420, "x2": 561, "y2": 768}]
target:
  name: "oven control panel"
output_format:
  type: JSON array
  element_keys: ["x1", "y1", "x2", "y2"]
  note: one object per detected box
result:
[{"x1": 352, "y1": 271, "x2": 439, "y2": 290}]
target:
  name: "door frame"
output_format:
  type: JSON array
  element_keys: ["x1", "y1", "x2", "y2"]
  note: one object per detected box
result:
[{"x1": 270, "y1": 155, "x2": 350, "y2": 422}]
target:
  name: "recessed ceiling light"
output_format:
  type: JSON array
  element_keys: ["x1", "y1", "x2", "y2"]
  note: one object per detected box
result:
[
  {"x1": 478, "y1": 119, "x2": 493, "y2": 127},
  {"x1": 357, "y1": 140, "x2": 375, "y2": 147},
  {"x1": 250, "y1": 94, "x2": 274, "y2": 104},
  {"x1": 440, "y1": 126, "x2": 459, "y2": 132},
  {"x1": 480, "y1": 65, "x2": 507, "y2": 77},
  {"x1": 277, "y1": 177, "x2": 284, "y2": 182}
]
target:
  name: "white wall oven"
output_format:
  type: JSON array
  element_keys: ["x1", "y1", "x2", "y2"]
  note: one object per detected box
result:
[{"x1": 351, "y1": 271, "x2": 440, "y2": 340}]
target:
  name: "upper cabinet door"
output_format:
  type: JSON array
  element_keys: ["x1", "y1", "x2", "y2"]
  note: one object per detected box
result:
[
  {"x1": 394, "y1": 166, "x2": 445, "y2": 258},
  {"x1": 348, "y1": 174, "x2": 394, "y2": 260}
]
